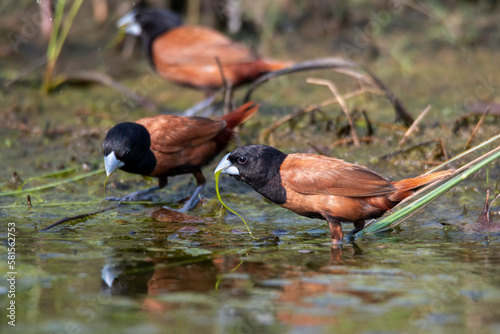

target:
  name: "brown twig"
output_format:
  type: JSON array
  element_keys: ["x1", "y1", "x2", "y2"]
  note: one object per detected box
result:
[
  {"x1": 398, "y1": 105, "x2": 431, "y2": 149},
  {"x1": 381, "y1": 139, "x2": 443, "y2": 160},
  {"x1": 244, "y1": 57, "x2": 414, "y2": 126},
  {"x1": 307, "y1": 78, "x2": 360, "y2": 146},
  {"x1": 259, "y1": 89, "x2": 366, "y2": 142},
  {"x1": 438, "y1": 138, "x2": 450, "y2": 161},
  {"x1": 215, "y1": 56, "x2": 233, "y2": 114},
  {"x1": 214, "y1": 56, "x2": 227, "y2": 87},
  {"x1": 331, "y1": 68, "x2": 376, "y2": 87},
  {"x1": 40, "y1": 204, "x2": 119, "y2": 232},
  {"x1": 453, "y1": 110, "x2": 500, "y2": 133},
  {"x1": 50, "y1": 71, "x2": 156, "y2": 110},
  {"x1": 332, "y1": 137, "x2": 375, "y2": 147},
  {"x1": 465, "y1": 107, "x2": 490, "y2": 149},
  {"x1": 361, "y1": 110, "x2": 374, "y2": 136}
]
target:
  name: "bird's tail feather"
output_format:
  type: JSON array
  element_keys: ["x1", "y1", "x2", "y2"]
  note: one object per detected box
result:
[
  {"x1": 220, "y1": 101, "x2": 259, "y2": 129},
  {"x1": 260, "y1": 58, "x2": 294, "y2": 72},
  {"x1": 390, "y1": 170, "x2": 454, "y2": 202}
]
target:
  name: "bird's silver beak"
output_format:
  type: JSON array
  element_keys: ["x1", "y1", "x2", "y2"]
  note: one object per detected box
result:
[
  {"x1": 214, "y1": 153, "x2": 239, "y2": 175},
  {"x1": 104, "y1": 151, "x2": 125, "y2": 176},
  {"x1": 117, "y1": 11, "x2": 142, "y2": 36}
]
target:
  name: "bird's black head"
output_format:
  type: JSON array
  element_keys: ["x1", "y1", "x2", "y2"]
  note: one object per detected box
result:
[
  {"x1": 133, "y1": 8, "x2": 183, "y2": 41},
  {"x1": 215, "y1": 145, "x2": 288, "y2": 204},
  {"x1": 118, "y1": 7, "x2": 183, "y2": 65},
  {"x1": 103, "y1": 122, "x2": 156, "y2": 176}
]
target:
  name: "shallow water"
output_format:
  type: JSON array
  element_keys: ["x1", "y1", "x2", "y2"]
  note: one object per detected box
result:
[
  {"x1": 1, "y1": 2, "x2": 500, "y2": 333},
  {"x1": 2, "y1": 197, "x2": 500, "y2": 333}
]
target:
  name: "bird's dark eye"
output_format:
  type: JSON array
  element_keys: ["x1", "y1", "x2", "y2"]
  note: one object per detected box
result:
[{"x1": 237, "y1": 156, "x2": 247, "y2": 164}]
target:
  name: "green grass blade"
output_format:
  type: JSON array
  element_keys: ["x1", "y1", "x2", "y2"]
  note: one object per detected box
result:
[
  {"x1": 17, "y1": 167, "x2": 77, "y2": 190},
  {"x1": 364, "y1": 148, "x2": 500, "y2": 234},
  {"x1": 0, "y1": 168, "x2": 105, "y2": 197},
  {"x1": 54, "y1": 0, "x2": 83, "y2": 61},
  {"x1": 425, "y1": 133, "x2": 500, "y2": 174},
  {"x1": 47, "y1": 0, "x2": 65, "y2": 61}
]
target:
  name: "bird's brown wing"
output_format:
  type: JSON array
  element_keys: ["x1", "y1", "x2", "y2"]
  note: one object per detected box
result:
[
  {"x1": 280, "y1": 154, "x2": 395, "y2": 198},
  {"x1": 152, "y1": 25, "x2": 257, "y2": 66},
  {"x1": 136, "y1": 115, "x2": 225, "y2": 154}
]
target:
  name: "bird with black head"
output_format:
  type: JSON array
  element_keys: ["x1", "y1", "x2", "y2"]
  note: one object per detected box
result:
[
  {"x1": 215, "y1": 144, "x2": 453, "y2": 244},
  {"x1": 103, "y1": 102, "x2": 258, "y2": 212}
]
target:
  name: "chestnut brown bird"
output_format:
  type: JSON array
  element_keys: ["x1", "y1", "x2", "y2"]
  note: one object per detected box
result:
[
  {"x1": 117, "y1": 8, "x2": 416, "y2": 124},
  {"x1": 215, "y1": 145, "x2": 452, "y2": 244},
  {"x1": 117, "y1": 7, "x2": 291, "y2": 93},
  {"x1": 103, "y1": 102, "x2": 258, "y2": 211}
]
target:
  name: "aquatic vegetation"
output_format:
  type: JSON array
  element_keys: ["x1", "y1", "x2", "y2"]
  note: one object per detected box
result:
[
  {"x1": 215, "y1": 169, "x2": 255, "y2": 239},
  {"x1": 1, "y1": 2, "x2": 499, "y2": 333},
  {"x1": 41, "y1": 0, "x2": 84, "y2": 93}
]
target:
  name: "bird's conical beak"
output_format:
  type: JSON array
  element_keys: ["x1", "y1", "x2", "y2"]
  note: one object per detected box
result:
[
  {"x1": 104, "y1": 151, "x2": 125, "y2": 176},
  {"x1": 214, "y1": 153, "x2": 239, "y2": 175},
  {"x1": 117, "y1": 11, "x2": 142, "y2": 36}
]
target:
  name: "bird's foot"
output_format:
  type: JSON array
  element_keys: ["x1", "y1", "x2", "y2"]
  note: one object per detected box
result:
[
  {"x1": 331, "y1": 239, "x2": 344, "y2": 248},
  {"x1": 103, "y1": 194, "x2": 156, "y2": 202},
  {"x1": 164, "y1": 184, "x2": 204, "y2": 213},
  {"x1": 342, "y1": 235, "x2": 356, "y2": 244},
  {"x1": 343, "y1": 228, "x2": 362, "y2": 243},
  {"x1": 162, "y1": 195, "x2": 202, "y2": 213},
  {"x1": 103, "y1": 186, "x2": 160, "y2": 203}
]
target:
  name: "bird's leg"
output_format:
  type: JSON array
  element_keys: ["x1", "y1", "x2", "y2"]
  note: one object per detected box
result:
[
  {"x1": 103, "y1": 186, "x2": 160, "y2": 202},
  {"x1": 179, "y1": 171, "x2": 206, "y2": 212},
  {"x1": 167, "y1": 171, "x2": 206, "y2": 213},
  {"x1": 177, "y1": 184, "x2": 204, "y2": 213},
  {"x1": 326, "y1": 217, "x2": 344, "y2": 245},
  {"x1": 183, "y1": 89, "x2": 222, "y2": 117},
  {"x1": 344, "y1": 220, "x2": 365, "y2": 241}
]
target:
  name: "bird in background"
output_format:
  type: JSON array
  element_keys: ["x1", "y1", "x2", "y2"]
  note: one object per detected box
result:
[
  {"x1": 215, "y1": 144, "x2": 453, "y2": 244},
  {"x1": 116, "y1": 6, "x2": 415, "y2": 125},
  {"x1": 117, "y1": 7, "x2": 292, "y2": 94},
  {"x1": 103, "y1": 102, "x2": 259, "y2": 212}
]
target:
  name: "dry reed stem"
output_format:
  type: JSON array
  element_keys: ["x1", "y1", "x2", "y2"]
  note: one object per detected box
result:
[
  {"x1": 51, "y1": 70, "x2": 156, "y2": 110},
  {"x1": 465, "y1": 107, "x2": 490, "y2": 149},
  {"x1": 381, "y1": 139, "x2": 445, "y2": 160},
  {"x1": 398, "y1": 105, "x2": 432, "y2": 149},
  {"x1": 306, "y1": 78, "x2": 360, "y2": 146},
  {"x1": 215, "y1": 56, "x2": 233, "y2": 115},
  {"x1": 259, "y1": 89, "x2": 366, "y2": 142}
]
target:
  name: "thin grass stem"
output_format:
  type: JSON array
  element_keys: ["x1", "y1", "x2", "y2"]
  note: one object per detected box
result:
[{"x1": 0, "y1": 168, "x2": 105, "y2": 198}]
